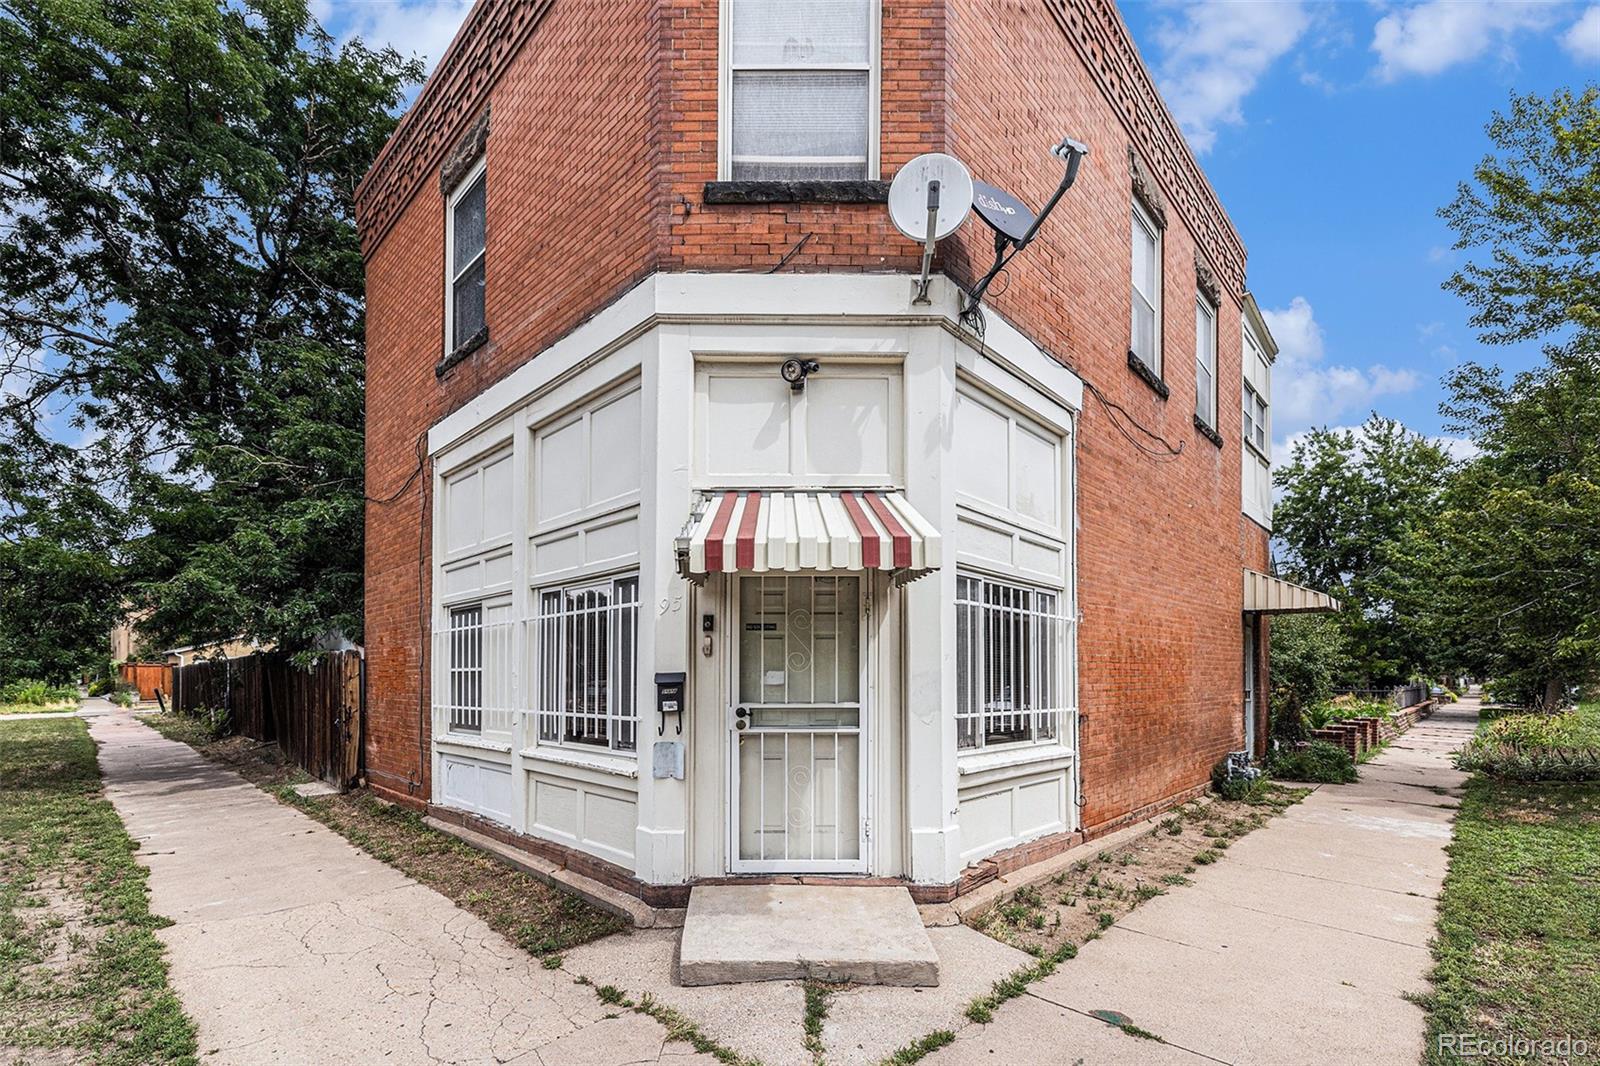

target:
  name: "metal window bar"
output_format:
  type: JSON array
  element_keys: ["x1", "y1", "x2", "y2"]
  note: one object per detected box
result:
[
  {"x1": 432, "y1": 606, "x2": 520, "y2": 740},
  {"x1": 955, "y1": 574, "x2": 1071, "y2": 751},
  {"x1": 535, "y1": 575, "x2": 640, "y2": 752},
  {"x1": 448, "y1": 605, "x2": 483, "y2": 732}
]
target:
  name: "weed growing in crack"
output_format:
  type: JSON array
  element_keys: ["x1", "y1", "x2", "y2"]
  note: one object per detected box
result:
[
  {"x1": 882, "y1": 1029, "x2": 955, "y2": 1065},
  {"x1": 802, "y1": 980, "x2": 838, "y2": 1064}
]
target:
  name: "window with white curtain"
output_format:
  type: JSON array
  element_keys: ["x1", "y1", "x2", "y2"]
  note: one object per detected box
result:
[
  {"x1": 536, "y1": 574, "x2": 640, "y2": 753},
  {"x1": 445, "y1": 159, "x2": 486, "y2": 353},
  {"x1": 1195, "y1": 296, "x2": 1217, "y2": 428},
  {"x1": 955, "y1": 573, "x2": 1070, "y2": 751},
  {"x1": 1131, "y1": 200, "x2": 1162, "y2": 374},
  {"x1": 722, "y1": 0, "x2": 877, "y2": 180}
]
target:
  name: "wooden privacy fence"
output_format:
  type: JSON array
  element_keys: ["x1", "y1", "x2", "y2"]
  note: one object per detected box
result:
[
  {"x1": 170, "y1": 650, "x2": 363, "y2": 787},
  {"x1": 118, "y1": 661, "x2": 172, "y2": 702}
]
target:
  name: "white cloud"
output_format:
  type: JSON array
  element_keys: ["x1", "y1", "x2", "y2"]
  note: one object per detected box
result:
[
  {"x1": 316, "y1": 0, "x2": 473, "y2": 72},
  {"x1": 1261, "y1": 296, "x2": 1421, "y2": 436},
  {"x1": 1431, "y1": 434, "x2": 1480, "y2": 462},
  {"x1": 1563, "y1": 5, "x2": 1600, "y2": 61},
  {"x1": 1370, "y1": 0, "x2": 1561, "y2": 80},
  {"x1": 1149, "y1": 1, "x2": 1312, "y2": 153}
]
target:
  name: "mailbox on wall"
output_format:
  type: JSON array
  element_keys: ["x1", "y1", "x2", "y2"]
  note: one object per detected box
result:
[{"x1": 655, "y1": 672, "x2": 685, "y2": 736}]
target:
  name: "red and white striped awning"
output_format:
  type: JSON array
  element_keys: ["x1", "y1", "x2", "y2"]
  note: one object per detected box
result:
[{"x1": 679, "y1": 490, "x2": 941, "y2": 580}]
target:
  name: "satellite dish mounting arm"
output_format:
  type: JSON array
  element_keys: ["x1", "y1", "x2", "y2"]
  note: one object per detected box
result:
[
  {"x1": 963, "y1": 136, "x2": 1089, "y2": 313},
  {"x1": 914, "y1": 180, "x2": 941, "y2": 305}
]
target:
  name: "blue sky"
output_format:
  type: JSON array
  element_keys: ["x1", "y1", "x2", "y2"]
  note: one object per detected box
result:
[{"x1": 1117, "y1": 0, "x2": 1598, "y2": 457}]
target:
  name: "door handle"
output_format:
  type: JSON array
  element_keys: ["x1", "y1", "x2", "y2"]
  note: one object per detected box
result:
[{"x1": 734, "y1": 706, "x2": 749, "y2": 730}]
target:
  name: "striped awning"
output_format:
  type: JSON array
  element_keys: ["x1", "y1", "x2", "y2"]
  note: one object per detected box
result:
[
  {"x1": 678, "y1": 490, "x2": 941, "y2": 581},
  {"x1": 1243, "y1": 569, "x2": 1341, "y2": 614}
]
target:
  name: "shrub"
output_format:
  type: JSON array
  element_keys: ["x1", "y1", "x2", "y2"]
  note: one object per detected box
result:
[
  {"x1": 1267, "y1": 740, "x2": 1357, "y2": 783},
  {"x1": 0, "y1": 679, "x2": 77, "y2": 705},
  {"x1": 1453, "y1": 707, "x2": 1600, "y2": 781},
  {"x1": 1306, "y1": 696, "x2": 1392, "y2": 730}
]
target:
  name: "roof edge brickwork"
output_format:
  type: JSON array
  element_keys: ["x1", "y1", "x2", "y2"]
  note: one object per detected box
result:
[
  {"x1": 1044, "y1": 0, "x2": 1248, "y2": 296},
  {"x1": 354, "y1": 0, "x2": 554, "y2": 259}
]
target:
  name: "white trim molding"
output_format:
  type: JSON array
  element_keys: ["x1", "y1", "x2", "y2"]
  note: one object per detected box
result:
[{"x1": 426, "y1": 273, "x2": 1085, "y2": 456}]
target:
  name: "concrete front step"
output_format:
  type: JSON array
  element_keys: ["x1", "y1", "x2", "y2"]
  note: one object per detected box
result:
[{"x1": 678, "y1": 884, "x2": 940, "y2": 987}]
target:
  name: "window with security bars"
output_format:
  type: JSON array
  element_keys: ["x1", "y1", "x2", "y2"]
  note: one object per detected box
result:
[
  {"x1": 955, "y1": 573, "x2": 1069, "y2": 750},
  {"x1": 536, "y1": 575, "x2": 640, "y2": 752},
  {"x1": 725, "y1": 0, "x2": 875, "y2": 180},
  {"x1": 447, "y1": 604, "x2": 483, "y2": 732}
]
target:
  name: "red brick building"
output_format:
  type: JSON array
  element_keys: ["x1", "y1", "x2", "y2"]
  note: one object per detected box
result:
[{"x1": 356, "y1": 0, "x2": 1333, "y2": 902}]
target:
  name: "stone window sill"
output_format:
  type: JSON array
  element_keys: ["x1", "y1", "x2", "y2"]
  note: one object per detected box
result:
[
  {"x1": 1127, "y1": 350, "x2": 1170, "y2": 400},
  {"x1": 703, "y1": 180, "x2": 890, "y2": 205},
  {"x1": 521, "y1": 744, "x2": 639, "y2": 780},
  {"x1": 436, "y1": 326, "x2": 489, "y2": 378},
  {"x1": 1194, "y1": 414, "x2": 1224, "y2": 448}
]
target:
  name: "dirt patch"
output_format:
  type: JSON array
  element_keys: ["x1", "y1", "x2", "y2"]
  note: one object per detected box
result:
[
  {"x1": 975, "y1": 785, "x2": 1307, "y2": 956},
  {"x1": 139, "y1": 712, "x2": 625, "y2": 957}
]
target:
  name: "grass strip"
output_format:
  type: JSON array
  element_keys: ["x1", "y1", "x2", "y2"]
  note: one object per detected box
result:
[
  {"x1": 1418, "y1": 774, "x2": 1600, "y2": 1064},
  {"x1": 0, "y1": 718, "x2": 198, "y2": 1065}
]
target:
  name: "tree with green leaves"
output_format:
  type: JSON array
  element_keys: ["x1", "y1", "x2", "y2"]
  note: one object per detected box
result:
[
  {"x1": 1439, "y1": 85, "x2": 1599, "y2": 348},
  {"x1": 1272, "y1": 414, "x2": 1455, "y2": 685},
  {"x1": 1422, "y1": 85, "x2": 1600, "y2": 707},
  {"x1": 0, "y1": 0, "x2": 420, "y2": 663},
  {"x1": 1420, "y1": 350, "x2": 1600, "y2": 708}
]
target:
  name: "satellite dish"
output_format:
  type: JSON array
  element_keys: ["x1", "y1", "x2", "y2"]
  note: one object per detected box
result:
[
  {"x1": 972, "y1": 179, "x2": 1036, "y2": 245},
  {"x1": 888, "y1": 153, "x2": 973, "y2": 242}
]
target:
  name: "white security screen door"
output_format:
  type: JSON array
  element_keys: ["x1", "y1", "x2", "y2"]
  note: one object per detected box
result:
[{"x1": 730, "y1": 575, "x2": 866, "y2": 873}]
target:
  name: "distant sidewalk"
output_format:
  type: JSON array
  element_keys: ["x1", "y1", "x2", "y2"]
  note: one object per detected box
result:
[
  {"x1": 88, "y1": 708, "x2": 712, "y2": 1066},
  {"x1": 927, "y1": 699, "x2": 1481, "y2": 1066}
]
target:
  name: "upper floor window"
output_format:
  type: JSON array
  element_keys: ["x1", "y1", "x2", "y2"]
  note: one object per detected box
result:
[
  {"x1": 1195, "y1": 296, "x2": 1217, "y2": 428},
  {"x1": 1130, "y1": 200, "x2": 1162, "y2": 375},
  {"x1": 722, "y1": 0, "x2": 878, "y2": 181},
  {"x1": 1243, "y1": 381, "x2": 1268, "y2": 456},
  {"x1": 445, "y1": 159, "x2": 486, "y2": 354},
  {"x1": 1242, "y1": 321, "x2": 1270, "y2": 457}
]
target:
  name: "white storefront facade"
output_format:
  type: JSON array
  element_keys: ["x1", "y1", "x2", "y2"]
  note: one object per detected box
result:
[{"x1": 427, "y1": 272, "x2": 1080, "y2": 890}]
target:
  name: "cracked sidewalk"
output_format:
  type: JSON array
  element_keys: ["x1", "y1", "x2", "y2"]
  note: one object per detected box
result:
[{"x1": 89, "y1": 709, "x2": 715, "y2": 1066}]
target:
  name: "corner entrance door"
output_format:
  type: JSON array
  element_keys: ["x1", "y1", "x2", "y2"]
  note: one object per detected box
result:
[{"x1": 730, "y1": 575, "x2": 867, "y2": 874}]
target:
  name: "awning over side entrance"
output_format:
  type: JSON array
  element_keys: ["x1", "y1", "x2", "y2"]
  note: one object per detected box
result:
[
  {"x1": 678, "y1": 490, "x2": 941, "y2": 581},
  {"x1": 1243, "y1": 569, "x2": 1341, "y2": 614}
]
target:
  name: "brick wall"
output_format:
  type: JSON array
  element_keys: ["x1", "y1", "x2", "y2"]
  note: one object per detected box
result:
[{"x1": 357, "y1": 0, "x2": 1272, "y2": 834}]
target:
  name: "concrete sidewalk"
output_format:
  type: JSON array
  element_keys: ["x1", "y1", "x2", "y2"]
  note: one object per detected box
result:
[
  {"x1": 928, "y1": 699, "x2": 1481, "y2": 1066},
  {"x1": 88, "y1": 708, "x2": 713, "y2": 1066}
]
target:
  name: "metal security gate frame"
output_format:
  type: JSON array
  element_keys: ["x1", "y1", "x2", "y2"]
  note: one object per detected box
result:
[{"x1": 726, "y1": 574, "x2": 871, "y2": 875}]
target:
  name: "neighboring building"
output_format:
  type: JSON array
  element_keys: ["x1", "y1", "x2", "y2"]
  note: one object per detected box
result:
[
  {"x1": 356, "y1": 0, "x2": 1334, "y2": 903},
  {"x1": 162, "y1": 639, "x2": 268, "y2": 668},
  {"x1": 109, "y1": 615, "x2": 144, "y2": 664}
]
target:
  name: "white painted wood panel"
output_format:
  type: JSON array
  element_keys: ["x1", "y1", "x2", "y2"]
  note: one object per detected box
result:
[{"x1": 695, "y1": 361, "x2": 902, "y2": 487}]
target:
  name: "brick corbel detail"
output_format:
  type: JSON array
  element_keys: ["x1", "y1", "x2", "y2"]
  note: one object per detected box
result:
[
  {"x1": 1195, "y1": 251, "x2": 1222, "y2": 306},
  {"x1": 1044, "y1": 0, "x2": 1246, "y2": 293},
  {"x1": 1128, "y1": 147, "x2": 1167, "y2": 229},
  {"x1": 439, "y1": 109, "x2": 490, "y2": 194}
]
